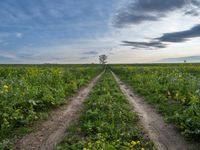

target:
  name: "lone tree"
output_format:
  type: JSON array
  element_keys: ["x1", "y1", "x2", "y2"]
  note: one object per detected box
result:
[{"x1": 99, "y1": 55, "x2": 107, "y2": 64}]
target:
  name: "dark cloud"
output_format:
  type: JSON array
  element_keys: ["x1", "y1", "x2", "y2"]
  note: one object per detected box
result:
[
  {"x1": 159, "y1": 55, "x2": 200, "y2": 62},
  {"x1": 156, "y1": 24, "x2": 200, "y2": 42},
  {"x1": 82, "y1": 51, "x2": 98, "y2": 55},
  {"x1": 115, "y1": 12, "x2": 158, "y2": 27},
  {"x1": 79, "y1": 57, "x2": 89, "y2": 60},
  {"x1": 185, "y1": 10, "x2": 199, "y2": 16},
  {"x1": 121, "y1": 24, "x2": 200, "y2": 50},
  {"x1": 191, "y1": 0, "x2": 200, "y2": 6},
  {"x1": 122, "y1": 40, "x2": 167, "y2": 49},
  {"x1": 114, "y1": 0, "x2": 200, "y2": 27}
]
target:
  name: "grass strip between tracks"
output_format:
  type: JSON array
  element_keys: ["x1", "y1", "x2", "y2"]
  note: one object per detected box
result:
[{"x1": 56, "y1": 71, "x2": 155, "y2": 150}]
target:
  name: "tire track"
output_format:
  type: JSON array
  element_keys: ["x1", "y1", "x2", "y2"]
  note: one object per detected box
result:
[
  {"x1": 112, "y1": 71, "x2": 191, "y2": 150},
  {"x1": 15, "y1": 71, "x2": 104, "y2": 150}
]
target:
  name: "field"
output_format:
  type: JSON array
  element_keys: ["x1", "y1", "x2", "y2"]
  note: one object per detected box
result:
[
  {"x1": 0, "y1": 64, "x2": 199, "y2": 149},
  {"x1": 111, "y1": 64, "x2": 200, "y2": 139},
  {"x1": 0, "y1": 64, "x2": 102, "y2": 149}
]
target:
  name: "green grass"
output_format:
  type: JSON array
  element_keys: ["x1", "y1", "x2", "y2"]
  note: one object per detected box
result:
[
  {"x1": 111, "y1": 65, "x2": 200, "y2": 140},
  {"x1": 56, "y1": 71, "x2": 155, "y2": 150},
  {"x1": 0, "y1": 65, "x2": 102, "y2": 149}
]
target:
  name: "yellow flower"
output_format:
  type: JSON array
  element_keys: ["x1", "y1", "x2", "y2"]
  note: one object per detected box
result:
[
  {"x1": 88, "y1": 143, "x2": 92, "y2": 148},
  {"x1": 83, "y1": 148, "x2": 87, "y2": 150},
  {"x1": 131, "y1": 141, "x2": 137, "y2": 146},
  {"x1": 141, "y1": 148, "x2": 145, "y2": 150},
  {"x1": 96, "y1": 140, "x2": 100, "y2": 144},
  {"x1": 3, "y1": 85, "x2": 9, "y2": 92},
  {"x1": 136, "y1": 141, "x2": 140, "y2": 144},
  {"x1": 3, "y1": 85, "x2": 9, "y2": 89}
]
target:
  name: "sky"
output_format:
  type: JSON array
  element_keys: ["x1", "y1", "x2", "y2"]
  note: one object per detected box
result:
[{"x1": 0, "y1": 0, "x2": 200, "y2": 64}]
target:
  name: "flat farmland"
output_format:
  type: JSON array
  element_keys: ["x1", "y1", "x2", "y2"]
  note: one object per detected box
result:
[{"x1": 0, "y1": 64, "x2": 199, "y2": 150}]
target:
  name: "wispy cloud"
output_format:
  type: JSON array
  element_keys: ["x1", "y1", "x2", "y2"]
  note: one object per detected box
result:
[
  {"x1": 155, "y1": 24, "x2": 200, "y2": 42},
  {"x1": 184, "y1": 10, "x2": 200, "y2": 16},
  {"x1": 158, "y1": 55, "x2": 200, "y2": 62},
  {"x1": 0, "y1": 38, "x2": 114, "y2": 64},
  {"x1": 122, "y1": 24, "x2": 200, "y2": 50},
  {"x1": 0, "y1": 0, "x2": 116, "y2": 28},
  {"x1": 16, "y1": 33, "x2": 22, "y2": 37},
  {"x1": 122, "y1": 41, "x2": 166, "y2": 49},
  {"x1": 79, "y1": 56, "x2": 91, "y2": 60},
  {"x1": 0, "y1": 51, "x2": 18, "y2": 63},
  {"x1": 0, "y1": 0, "x2": 120, "y2": 63},
  {"x1": 82, "y1": 51, "x2": 98, "y2": 55}
]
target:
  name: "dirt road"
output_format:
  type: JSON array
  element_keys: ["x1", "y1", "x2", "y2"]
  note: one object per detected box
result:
[
  {"x1": 16, "y1": 72, "x2": 103, "y2": 150},
  {"x1": 112, "y1": 72, "x2": 190, "y2": 150}
]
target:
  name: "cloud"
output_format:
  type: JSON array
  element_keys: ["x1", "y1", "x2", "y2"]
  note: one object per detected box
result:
[
  {"x1": 82, "y1": 50, "x2": 98, "y2": 55},
  {"x1": 158, "y1": 55, "x2": 200, "y2": 62},
  {"x1": 79, "y1": 56, "x2": 91, "y2": 60},
  {"x1": 114, "y1": 12, "x2": 159, "y2": 27},
  {"x1": 0, "y1": 0, "x2": 117, "y2": 62},
  {"x1": 122, "y1": 24, "x2": 200, "y2": 50},
  {"x1": 16, "y1": 33, "x2": 22, "y2": 37},
  {"x1": 0, "y1": 51, "x2": 18, "y2": 63},
  {"x1": 122, "y1": 40, "x2": 167, "y2": 49},
  {"x1": 0, "y1": 0, "x2": 116, "y2": 29},
  {"x1": 184, "y1": 10, "x2": 200, "y2": 16},
  {"x1": 0, "y1": 38, "x2": 113, "y2": 64},
  {"x1": 0, "y1": 32, "x2": 12, "y2": 38},
  {"x1": 114, "y1": 0, "x2": 200, "y2": 27},
  {"x1": 156, "y1": 24, "x2": 200, "y2": 42}
]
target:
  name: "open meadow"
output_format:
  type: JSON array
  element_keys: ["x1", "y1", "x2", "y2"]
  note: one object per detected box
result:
[{"x1": 0, "y1": 64, "x2": 199, "y2": 150}]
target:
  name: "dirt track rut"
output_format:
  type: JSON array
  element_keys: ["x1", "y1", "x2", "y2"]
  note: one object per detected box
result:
[
  {"x1": 16, "y1": 72, "x2": 103, "y2": 150},
  {"x1": 112, "y1": 72, "x2": 191, "y2": 150}
]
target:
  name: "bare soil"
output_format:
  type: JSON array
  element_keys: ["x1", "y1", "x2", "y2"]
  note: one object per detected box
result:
[
  {"x1": 112, "y1": 72, "x2": 194, "y2": 150},
  {"x1": 15, "y1": 72, "x2": 103, "y2": 150}
]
